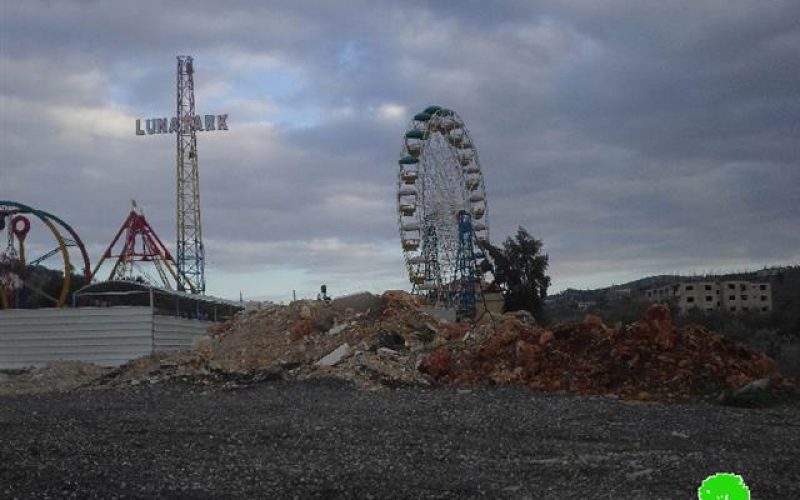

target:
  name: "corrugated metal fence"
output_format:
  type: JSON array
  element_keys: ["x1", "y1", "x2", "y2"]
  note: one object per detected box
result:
[
  {"x1": 0, "y1": 307, "x2": 212, "y2": 369},
  {"x1": 153, "y1": 315, "x2": 211, "y2": 352}
]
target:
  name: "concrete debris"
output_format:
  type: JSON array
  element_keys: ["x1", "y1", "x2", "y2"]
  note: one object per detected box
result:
[
  {"x1": 9, "y1": 291, "x2": 793, "y2": 400},
  {"x1": 377, "y1": 331, "x2": 406, "y2": 350},
  {"x1": 326, "y1": 322, "x2": 351, "y2": 336},
  {"x1": 331, "y1": 292, "x2": 383, "y2": 314},
  {"x1": 419, "y1": 305, "x2": 456, "y2": 322},
  {"x1": 316, "y1": 343, "x2": 352, "y2": 367},
  {"x1": 507, "y1": 309, "x2": 536, "y2": 326},
  {"x1": 734, "y1": 377, "x2": 770, "y2": 395}
]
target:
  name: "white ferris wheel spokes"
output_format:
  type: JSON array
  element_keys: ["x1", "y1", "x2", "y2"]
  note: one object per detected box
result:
[{"x1": 396, "y1": 106, "x2": 489, "y2": 298}]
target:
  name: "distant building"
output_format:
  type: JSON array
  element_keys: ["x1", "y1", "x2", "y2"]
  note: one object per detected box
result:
[
  {"x1": 718, "y1": 280, "x2": 772, "y2": 314},
  {"x1": 612, "y1": 288, "x2": 632, "y2": 297},
  {"x1": 644, "y1": 280, "x2": 772, "y2": 314}
]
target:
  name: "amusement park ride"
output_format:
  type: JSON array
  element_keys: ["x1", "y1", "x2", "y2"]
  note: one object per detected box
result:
[
  {"x1": 2, "y1": 103, "x2": 493, "y2": 318},
  {"x1": 0, "y1": 55, "x2": 228, "y2": 308},
  {"x1": 90, "y1": 201, "x2": 181, "y2": 291},
  {"x1": 397, "y1": 106, "x2": 492, "y2": 320},
  {"x1": 135, "y1": 55, "x2": 229, "y2": 294},
  {"x1": 0, "y1": 201, "x2": 91, "y2": 308},
  {"x1": 2, "y1": 59, "x2": 493, "y2": 320}
]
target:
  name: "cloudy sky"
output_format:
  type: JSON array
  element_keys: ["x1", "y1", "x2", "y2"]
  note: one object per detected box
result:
[{"x1": 2, "y1": 0, "x2": 799, "y2": 302}]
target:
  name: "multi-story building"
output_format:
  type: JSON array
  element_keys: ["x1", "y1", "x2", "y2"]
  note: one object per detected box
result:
[
  {"x1": 645, "y1": 284, "x2": 679, "y2": 302},
  {"x1": 644, "y1": 280, "x2": 772, "y2": 314},
  {"x1": 719, "y1": 281, "x2": 772, "y2": 313}
]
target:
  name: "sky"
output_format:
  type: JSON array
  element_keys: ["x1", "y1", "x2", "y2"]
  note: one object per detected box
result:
[{"x1": 2, "y1": 0, "x2": 799, "y2": 303}]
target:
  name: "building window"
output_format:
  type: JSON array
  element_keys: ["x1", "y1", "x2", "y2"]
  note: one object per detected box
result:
[
  {"x1": 761, "y1": 296, "x2": 767, "y2": 302},
  {"x1": 728, "y1": 284, "x2": 735, "y2": 290},
  {"x1": 740, "y1": 284, "x2": 746, "y2": 291},
  {"x1": 687, "y1": 297, "x2": 695, "y2": 303},
  {"x1": 741, "y1": 295, "x2": 748, "y2": 301},
  {"x1": 730, "y1": 306, "x2": 737, "y2": 312},
  {"x1": 761, "y1": 307, "x2": 768, "y2": 312},
  {"x1": 716, "y1": 301, "x2": 720, "y2": 307},
  {"x1": 705, "y1": 285, "x2": 712, "y2": 291},
  {"x1": 760, "y1": 284, "x2": 767, "y2": 291},
  {"x1": 686, "y1": 285, "x2": 694, "y2": 291},
  {"x1": 705, "y1": 296, "x2": 713, "y2": 302},
  {"x1": 729, "y1": 295, "x2": 735, "y2": 301}
]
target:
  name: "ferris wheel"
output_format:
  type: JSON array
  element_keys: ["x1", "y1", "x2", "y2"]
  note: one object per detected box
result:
[{"x1": 397, "y1": 106, "x2": 489, "y2": 299}]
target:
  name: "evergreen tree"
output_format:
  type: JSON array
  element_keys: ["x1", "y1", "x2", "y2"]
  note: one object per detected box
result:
[{"x1": 481, "y1": 227, "x2": 550, "y2": 320}]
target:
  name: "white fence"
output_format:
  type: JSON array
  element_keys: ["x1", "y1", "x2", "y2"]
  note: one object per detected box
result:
[
  {"x1": 153, "y1": 315, "x2": 211, "y2": 352},
  {"x1": 0, "y1": 307, "x2": 212, "y2": 369}
]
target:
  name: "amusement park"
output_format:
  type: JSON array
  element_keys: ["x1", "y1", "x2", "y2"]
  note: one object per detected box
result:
[
  {"x1": 5, "y1": 4, "x2": 800, "y2": 498},
  {"x1": 0, "y1": 56, "x2": 510, "y2": 369}
]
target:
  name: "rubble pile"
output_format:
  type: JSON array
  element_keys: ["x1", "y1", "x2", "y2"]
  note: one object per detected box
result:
[
  {"x1": 100, "y1": 293, "x2": 790, "y2": 400},
  {"x1": 106, "y1": 291, "x2": 442, "y2": 389},
  {"x1": 419, "y1": 304, "x2": 783, "y2": 399}
]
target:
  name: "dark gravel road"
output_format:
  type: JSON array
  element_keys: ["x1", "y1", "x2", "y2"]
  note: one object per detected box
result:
[{"x1": 1, "y1": 379, "x2": 798, "y2": 499}]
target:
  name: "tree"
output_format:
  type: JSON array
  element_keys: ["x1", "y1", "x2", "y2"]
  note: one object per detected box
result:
[{"x1": 481, "y1": 226, "x2": 551, "y2": 320}]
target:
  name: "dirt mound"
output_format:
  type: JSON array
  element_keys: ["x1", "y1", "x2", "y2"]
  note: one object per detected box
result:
[
  {"x1": 419, "y1": 304, "x2": 784, "y2": 400},
  {"x1": 100, "y1": 294, "x2": 790, "y2": 400},
  {"x1": 104, "y1": 291, "x2": 440, "y2": 389}
]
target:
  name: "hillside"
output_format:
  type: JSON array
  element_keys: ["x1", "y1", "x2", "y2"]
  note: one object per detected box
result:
[{"x1": 546, "y1": 265, "x2": 800, "y2": 375}]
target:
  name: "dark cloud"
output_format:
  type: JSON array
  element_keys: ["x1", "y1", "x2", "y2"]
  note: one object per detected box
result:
[{"x1": 2, "y1": 0, "x2": 798, "y2": 297}]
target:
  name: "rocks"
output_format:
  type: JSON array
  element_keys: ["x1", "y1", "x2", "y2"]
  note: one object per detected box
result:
[
  {"x1": 734, "y1": 377, "x2": 770, "y2": 395},
  {"x1": 377, "y1": 331, "x2": 405, "y2": 350},
  {"x1": 508, "y1": 309, "x2": 537, "y2": 326},
  {"x1": 36, "y1": 292, "x2": 790, "y2": 401},
  {"x1": 419, "y1": 304, "x2": 786, "y2": 401},
  {"x1": 316, "y1": 344, "x2": 353, "y2": 367},
  {"x1": 326, "y1": 322, "x2": 351, "y2": 336},
  {"x1": 330, "y1": 292, "x2": 383, "y2": 314}
]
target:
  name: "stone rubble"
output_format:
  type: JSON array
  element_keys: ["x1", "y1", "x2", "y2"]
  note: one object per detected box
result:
[
  {"x1": 3, "y1": 291, "x2": 795, "y2": 400},
  {"x1": 315, "y1": 343, "x2": 352, "y2": 367}
]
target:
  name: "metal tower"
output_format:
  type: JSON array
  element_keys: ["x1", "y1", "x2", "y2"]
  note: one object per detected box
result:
[
  {"x1": 176, "y1": 56, "x2": 204, "y2": 294},
  {"x1": 417, "y1": 223, "x2": 443, "y2": 300},
  {"x1": 453, "y1": 210, "x2": 483, "y2": 320}
]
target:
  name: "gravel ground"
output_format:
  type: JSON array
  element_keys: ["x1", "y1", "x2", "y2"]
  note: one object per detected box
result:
[{"x1": 1, "y1": 379, "x2": 798, "y2": 499}]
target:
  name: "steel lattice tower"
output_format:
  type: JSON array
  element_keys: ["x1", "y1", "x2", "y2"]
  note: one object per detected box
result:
[
  {"x1": 418, "y1": 223, "x2": 443, "y2": 300},
  {"x1": 176, "y1": 56, "x2": 205, "y2": 293},
  {"x1": 453, "y1": 210, "x2": 483, "y2": 320}
]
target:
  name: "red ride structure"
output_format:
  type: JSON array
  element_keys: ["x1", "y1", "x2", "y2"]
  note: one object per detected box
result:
[{"x1": 91, "y1": 202, "x2": 183, "y2": 290}]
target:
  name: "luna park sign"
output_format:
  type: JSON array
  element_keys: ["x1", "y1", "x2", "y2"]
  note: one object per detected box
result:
[{"x1": 135, "y1": 114, "x2": 228, "y2": 135}]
